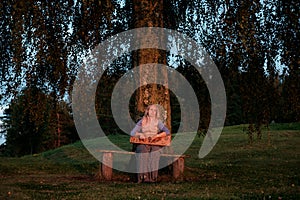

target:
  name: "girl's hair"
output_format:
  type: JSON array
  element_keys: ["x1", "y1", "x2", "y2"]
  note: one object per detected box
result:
[{"x1": 142, "y1": 104, "x2": 160, "y2": 126}]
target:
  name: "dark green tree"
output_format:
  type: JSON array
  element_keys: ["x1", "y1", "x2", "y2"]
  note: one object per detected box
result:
[{"x1": 2, "y1": 86, "x2": 77, "y2": 156}]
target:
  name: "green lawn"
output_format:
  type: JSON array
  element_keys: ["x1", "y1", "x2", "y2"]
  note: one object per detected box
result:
[{"x1": 0, "y1": 123, "x2": 299, "y2": 199}]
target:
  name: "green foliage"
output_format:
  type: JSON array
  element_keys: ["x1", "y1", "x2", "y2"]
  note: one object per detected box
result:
[
  {"x1": 0, "y1": 0, "x2": 299, "y2": 153},
  {"x1": 1, "y1": 87, "x2": 78, "y2": 156},
  {"x1": 179, "y1": 0, "x2": 299, "y2": 125},
  {"x1": 268, "y1": 122, "x2": 300, "y2": 131}
]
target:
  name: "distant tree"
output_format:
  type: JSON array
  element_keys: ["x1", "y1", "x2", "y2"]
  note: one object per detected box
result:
[
  {"x1": 174, "y1": 0, "x2": 299, "y2": 138},
  {"x1": 278, "y1": 0, "x2": 300, "y2": 122},
  {"x1": 2, "y1": 87, "x2": 76, "y2": 156}
]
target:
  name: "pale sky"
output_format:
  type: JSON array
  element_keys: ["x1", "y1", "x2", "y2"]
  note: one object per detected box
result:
[{"x1": 0, "y1": 107, "x2": 5, "y2": 145}]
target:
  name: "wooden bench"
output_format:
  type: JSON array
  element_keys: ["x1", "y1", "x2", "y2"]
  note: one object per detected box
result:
[{"x1": 95, "y1": 150, "x2": 189, "y2": 181}]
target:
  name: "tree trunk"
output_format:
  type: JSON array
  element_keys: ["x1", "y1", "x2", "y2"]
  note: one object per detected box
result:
[
  {"x1": 132, "y1": 0, "x2": 171, "y2": 130},
  {"x1": 56, "y1": 112, "x2": 61, "y2": 147}
]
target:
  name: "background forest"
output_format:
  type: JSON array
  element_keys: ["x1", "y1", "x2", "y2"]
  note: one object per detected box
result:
[{"x1": 0, "y1": 0, "x2": 299, "y2": 156}]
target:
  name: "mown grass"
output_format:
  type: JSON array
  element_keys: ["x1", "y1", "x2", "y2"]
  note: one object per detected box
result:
[{"x1": 0, "y1": 123, "x2": 299, "y2": 199}]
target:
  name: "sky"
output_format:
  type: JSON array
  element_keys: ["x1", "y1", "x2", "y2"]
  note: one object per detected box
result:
[
  {"x1": 0, "y1": 107, "x2": 6, "y2": 145},
  {"x1": 0, "y1": 136, "x2": 4, "y2": 145}
]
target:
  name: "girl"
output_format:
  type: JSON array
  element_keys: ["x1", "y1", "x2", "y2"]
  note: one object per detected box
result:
[{"x1": 130, "y1": 104, "x2": 170, "y2": 183}]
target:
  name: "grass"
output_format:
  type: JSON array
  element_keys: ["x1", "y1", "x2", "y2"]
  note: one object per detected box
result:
[{"x1": 0, "y1": 123, "x2": 299, "y2": 199}]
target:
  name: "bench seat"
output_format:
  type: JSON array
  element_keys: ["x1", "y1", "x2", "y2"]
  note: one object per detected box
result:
[{"x1": 95, "y1": 149, "x2": 189, "y2": 181}]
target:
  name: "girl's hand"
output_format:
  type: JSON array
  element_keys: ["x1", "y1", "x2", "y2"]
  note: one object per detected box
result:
[
  {"x1": 135, "y1": 132, "x2": 146, "y2": 140},
  {"x1": 151, "y1": 132, "x2": 166, "y2": 141},
  {"x1": 157, "y1": 132, "x2": 167, "y2": 138},
  {"x1": 139, "y1": 134, "x2": 146, "y2": 140}
]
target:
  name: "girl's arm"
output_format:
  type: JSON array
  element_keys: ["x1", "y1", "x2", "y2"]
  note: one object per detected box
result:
[
  {"x1": 151, "y1": 121, "x2": 170, "y2": 139},
  {"x1": 158, "y1": 121, "x2": 170, "y2": 135},
  {"x1": 130, "y1": 120, "x2": 142, "y2": 137}
]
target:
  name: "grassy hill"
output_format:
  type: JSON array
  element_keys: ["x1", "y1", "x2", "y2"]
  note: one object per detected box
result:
[{"x1": 0, "y1": 123, "x2": 299, "y2": 199}]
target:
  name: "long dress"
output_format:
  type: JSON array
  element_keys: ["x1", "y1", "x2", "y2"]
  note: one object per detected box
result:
[
  {"x1": 135, "y1": 119, "x2": 161, "y2": 183},
  {"x1": 130, "y1": 117, "x2": 170, "y2": 183}
]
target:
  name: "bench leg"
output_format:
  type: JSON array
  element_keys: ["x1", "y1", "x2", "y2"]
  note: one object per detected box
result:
[
  {"x1": 101, "y1": 152, "x2": 113, "y2": 180},
  {"x1": 172, "y1": 157, "x2": 184, "y2": 179}
]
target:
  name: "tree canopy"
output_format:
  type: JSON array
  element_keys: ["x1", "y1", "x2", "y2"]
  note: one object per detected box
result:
[{"x1": 0, "y1": 0, "x2": 299, "y2": 155}]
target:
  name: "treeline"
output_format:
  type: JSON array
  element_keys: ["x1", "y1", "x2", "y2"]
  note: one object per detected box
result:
[
  {"x1": 1, "y1": 87, "x2": 78, "y2": 156},
  {"x1": 0, "y1": 0, "x2": 299, "y2": 156}
]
